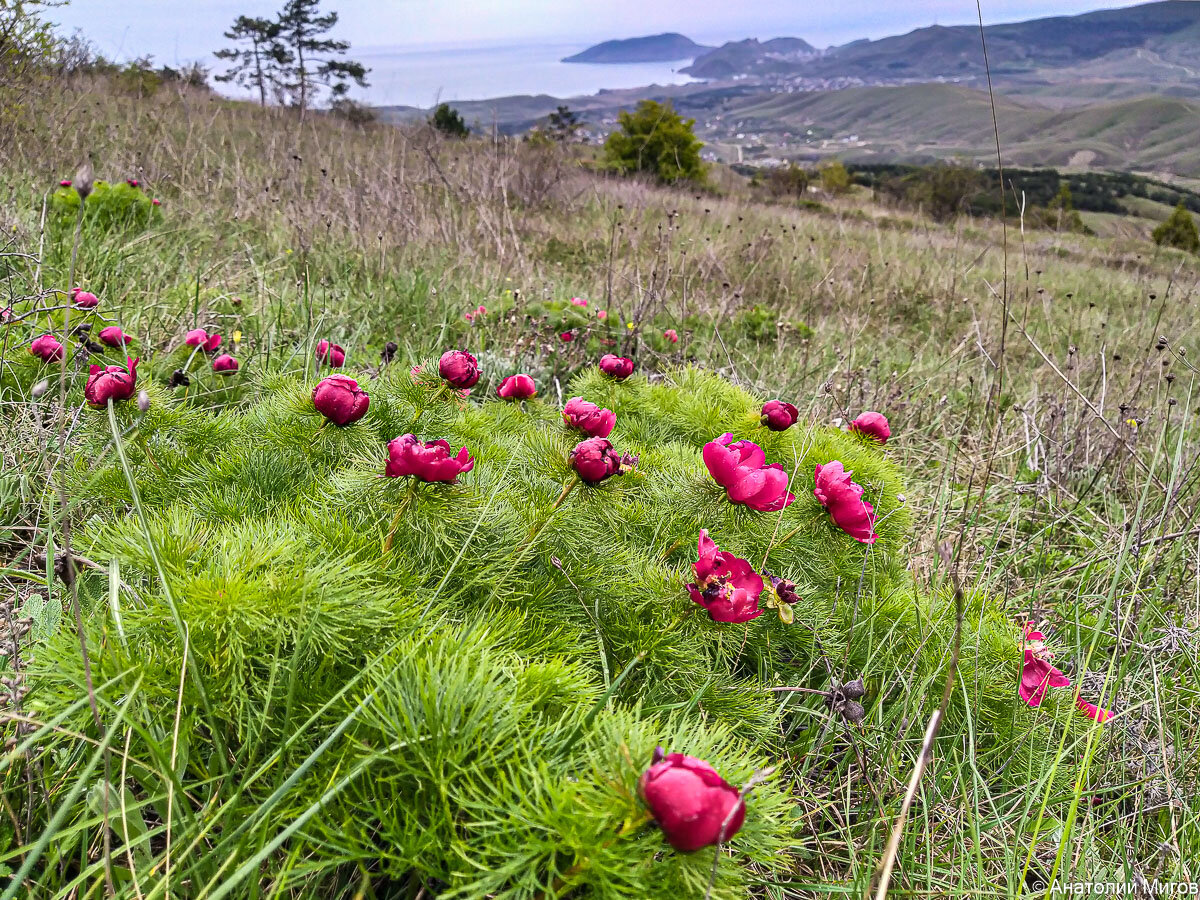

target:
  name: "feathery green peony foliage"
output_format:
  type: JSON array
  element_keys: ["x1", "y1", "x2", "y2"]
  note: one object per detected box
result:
[{"x1": 17, "y1": 362, "x2": 1090, "y2": 895}]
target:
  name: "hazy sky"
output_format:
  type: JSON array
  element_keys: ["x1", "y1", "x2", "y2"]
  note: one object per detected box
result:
[{"x1": 57, "y1": 0, "x2": 1123, "y2": 64}]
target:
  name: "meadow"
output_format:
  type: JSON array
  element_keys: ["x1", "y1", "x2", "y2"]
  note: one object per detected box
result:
[{"x1": 0, "y1": 72, "x2": 1197, "y2": 897}]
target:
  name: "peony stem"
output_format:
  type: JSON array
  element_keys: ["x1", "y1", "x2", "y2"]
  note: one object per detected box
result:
[
  {"x1": 551, "y1": 475, "x2": 579, "y2": 511},
  {"x1": 512, "y1": 476, "x2": 581, "y2": 560},
  {"x1": 382, "y1": 481, "x2": 417, "y2": 553},
  {"x1": 775, "y1": 523, "x2": 804, "y2": 547},
  {"x1": 659, "y1": 537, "x2": 684, "y2": 561}
]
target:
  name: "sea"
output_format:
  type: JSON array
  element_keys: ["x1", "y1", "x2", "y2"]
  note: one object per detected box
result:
[{"x1": 352, "y1": 42, "x2": 699, "y2": 109}]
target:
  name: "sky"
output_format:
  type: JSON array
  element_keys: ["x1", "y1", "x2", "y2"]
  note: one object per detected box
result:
[{"x1": 55, "y1": 0, "x2": 1126, "y2": 65}]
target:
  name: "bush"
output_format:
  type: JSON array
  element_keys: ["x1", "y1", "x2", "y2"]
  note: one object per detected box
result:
[
  {"x1": 431, "y1": 102, "x2": 468, "y2": 137},
  {"x1": 818, "y1": 159, "x2": 851, "y2": 195},
  {"x1": 1152, "y1": 202, "x2": 1200, "y2": 253},
  {"x1": 603, "y1": 100, "x2": 705, "y2": 184},
  {"x1": 49, "y1": 180, "x2": 162, "y2": 236}
]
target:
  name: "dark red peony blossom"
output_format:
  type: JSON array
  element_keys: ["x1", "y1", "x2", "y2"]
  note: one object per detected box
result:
[
  {"x1": 702, "y1": 433, "x2": 794, "y2": 512},
  {"x1": 438, "y1": 350, "x2": 480, "y2": 388},
  {"x1": 315, "y1": 340, "x2": 345, "y2": 367},
  {"x1": 1019, "y1": 628, "x2": 1070, "y2": 707},
  {"x1": 212, "y1": 353, "x2": 239, "y2": 374},
  {"x1": 497, "y1": 373, "x2": 536, "y2": 400},
  {"x1": 59, "y1": 180, "x2": 71, "y2": 187},
  {"x1": 569, "y1": 437, "x2": 636, "y2": 484},
  {"x1": 639, "y1": 751, "x2": 746, "y2": 852},
  {"x1": 84, "y1": 357, "x2": 138, "y2": 406},
  {"x1": 385, "y1": 434, "x2": 474, "y2": 483},
  {"x1": 30, "y1": 334, "x2": 64, "y2": 363},
  {"x1": 98, "y1": 326, "x2": 132, "y2": 348},
  {"x1": 562, "y1": 396, "x2": 615, "y2": 438},
  {"x1": 664, "y1": 329, "x2": 679, "y2": 344},
  {"x1": 312, "y1": 374, "x2": 370, "y2": 426},
  {"x1": 560, "y1": 330, "x2": 574, "y2": 343},
  {"x1": 599, "y1": 354, "x2": 635, "y2": 380},
  {"x1": 813, "y1": 461, "x2": 878, "y2": 544},
  {"x1": 849, "y1": 411, "x2": 890, "y2": 444},
  {"x1": 686, "y1": 529, "x2": 763, "y2": 623},
  {"x1": 70, "y1": 288, "x2": 99, "y2": 308},
  {"x1": 760, "y1": 400, "x2": 798, "y2": 432},
  {"x1": 126, "y1": 178, "x2": 140, "y2": 188}
]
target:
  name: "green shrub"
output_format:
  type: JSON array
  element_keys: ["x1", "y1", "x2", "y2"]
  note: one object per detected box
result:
[
  {"x1": 50, "y1": 180, "x2": 162, "y2": 236},
  {"x1": 603, "y1": 100, "x2": 705, "y2": 185},
  {"x1": 1152, "y1": 202, "x2": 1200, "y2": 253}
]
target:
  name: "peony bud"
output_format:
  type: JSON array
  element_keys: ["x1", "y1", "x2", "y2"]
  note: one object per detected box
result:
[
  {"x1": 760, "y1": 400, "x2": 798, "y2": 432},
  {"x1": 212, "y1": 354, "x2": 239, "y2": 375},
  {"x1": 312, "y1": 374, "x2": 370, "y2": 426},
  {"x1": 437, "y1": 350, "x2": 480, "y2": 388},
  {"x1": 562, "y1": 396, "x2": 615, "y2": 438},
  {"x1": 848, "y1": 411, "x2": 890, "y2": 444},
  {"x1": 496, "y1": 373, "x2": 536, "y2": 400},
  {"x1": 168, "y1": 369, "x2": 190, "y2": 388},
  {"x1": 639, "y1": 753, "x2": 746, "y2": 852},
  {"x1": 569, "y1": 437, "x2": 635, "y2": 484},
  {"x1": 664, "y1": 329, "x2": 679, "y2": 344},
  {"x1": 598, "y1": 354, "x2": 634, "y2": 380},
  {"x1": 315, "y1": 339, "x2": 345, "y2": 367},
  {"x1": 70, "y1": 288, "x2": 99, "y2": 309},
  {"x1": 98, "y1": 326, "x2": 132, "y2": 348},
  {"x1": 29, "y1": 334, "x2": 64, "y2": 363},
  {"x1": 381, "y1": 341, "x2": 398, "y2": 364}
]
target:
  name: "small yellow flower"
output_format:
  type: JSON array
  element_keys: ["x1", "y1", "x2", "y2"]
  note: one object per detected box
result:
[
  {"x1": 1126, "y1": 418, "x2": 1139, "y2": 432},
  {"x1": 285, "y1": 249, "x2": 293, "y2": 255},
  {"x1": 232, "y1": 330, "x2": 242, "y2": 344},
  {"x1": 627, "y1": 322, "x2": 635, "y2": 330}
]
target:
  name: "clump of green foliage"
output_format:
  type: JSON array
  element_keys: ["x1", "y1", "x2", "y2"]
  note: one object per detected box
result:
[
  {"x1": 1152, "y1": 202, "x2": 1200, "y2": 253},
  {"x1": 432, "y1": 102, "x2": 469, "y2": 137},
  {"x1": 603, "y1": 99, "x2": 705, "y2": 184},
  {"x1": 49, "y1": 180, "x2": 162, "y2": 236}
]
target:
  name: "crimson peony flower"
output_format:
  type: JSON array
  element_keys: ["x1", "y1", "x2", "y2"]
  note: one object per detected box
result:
[
  {"x1": 59, "y1": 180, "x2": 71, "y2": 187},
  {"x1": 664, "y1": 329, "x2": 679, "y2": 343},
  {"x1": 70, "y1": 288, "x2": 99, "y2": 308},
  {"x1": 151, "y1": 198, "x2": 161, "y2": 206},
  {"x1": 98, "y1": 326, "x2": 132, "y2": 348},
  {"x1": 313, "y1": 374, "x2": 369, "y2": 426},
  {"x1": 687, "y1": 529, "x2": 764, "y2": 623},
  {"x1": 84, "y1": 357, "x2": 138, "y2": 406},
  {"x1": 438, "y1": 350, "x2": 480, "y2": 388},
  {"x1": 849, "y1": 411, "x2": 891, "y2": 444},
  {"x1": 761, "y1": 400, "x2": 798, "y2": 432},
  {"x1": 813, "y1": 461, "x2": 878, "y2": 544},
  {"x1": 599, "y1": 354, "x2": 634, "y2": 380},
  {"x1": 385, "y1": 434, "x2": 475, "y2": 483},
  {"x1": 1019, "y1": 628, "x2": 1071, "y2": 707},
  {"x1": 569, "y1": 437, "x2": 636, "y2": 484},
  {"x1": 570, "y1": 297, "x2": 588, "y2": 307},
  {"x1": 315, "y1": 340, "x2": 345, "y2": 367},
  {"x1": 560, "y1": 330, "x2": 574, "y2": 342},
  {"x1": 639, "y1": 751, "x2": 746, "y2": 852},
  {"x1": 30, "y1": 334, "x2": 64, "y2": 363},
  {"x1": 212, "y1": 353, "x2": 239, "y2": 374},
  {"x1": 126, "y1": 178, "x2": 140, "y2": 188},
  {"x1": 1076, "y1": 695, "x2": 1113, "y2": 723},
  {"x1": 702, "y1": 433, "x2": 795, "y2": 512},
  {"x1": 184, "y1": 328, "x2": 221, "y2": 352},
  {"x1": 563, "y1": 396, "x2": 615, "y2": 438},
  {"x1": 597, "y1": 310, "x2": 607, "y2": 320},
  {"x1": 497, "y1": 373, "x2": 536, "y2": 400}
]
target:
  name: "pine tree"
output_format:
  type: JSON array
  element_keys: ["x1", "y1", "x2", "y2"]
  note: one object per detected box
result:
[
  {"x1": 603, "y1": 100, "x2": 705, "y2": 184},
  {"x1": 547, "y1": 104, "x2": 584, "y2": 143},
  {"x1": 275, "y1": 0, "x2": 368, "y2": 113},
  {"x1": 1152, "y1": 202, "x2": 1200, "y2": 253},
  {"x1": 430, "y1": 102, "x2": 468, "y2": 137},
  {"x1": 213, "y1": 16, "x2": 288, "y2": 107}
]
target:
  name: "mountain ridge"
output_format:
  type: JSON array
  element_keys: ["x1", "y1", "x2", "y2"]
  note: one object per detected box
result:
[{"x1": 562, "y1": 33, "x2": 712, "y2": 64}]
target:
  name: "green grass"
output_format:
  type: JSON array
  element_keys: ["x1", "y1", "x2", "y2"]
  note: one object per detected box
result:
[{"x1": 0, "y1": 73, "x2": 1197, "y2": 897}]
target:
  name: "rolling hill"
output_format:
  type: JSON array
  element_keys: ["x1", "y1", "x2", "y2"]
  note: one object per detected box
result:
[{"x1": 562, "y1": 33, "x2": 711, "y2": 63}]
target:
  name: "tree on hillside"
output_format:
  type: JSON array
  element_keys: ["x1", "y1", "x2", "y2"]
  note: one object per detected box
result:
[
  {"x1": 275, "y1": 0, "x2": 368, "y2": 113},
  {"x1": 214, "y1": 16, "x2": 288, "y2": 107},
  {"x1": 546, "y1": 105, "x2": 584, "y2": 143},
  {"x1": 818, "y1": 159, "x2": 851, "y2": 196},
  {"x1": 603, "y1": 99, "x2": 704, "y2": 184},
  {"x1": 431, "y1": 102, "x2": 468, "y2": 137},
  {"x1": 1152, "y1": 202, "x2": 1200, "y2": 253}
]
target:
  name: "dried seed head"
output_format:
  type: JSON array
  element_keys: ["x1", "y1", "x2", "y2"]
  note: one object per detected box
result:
[
  {"x1": 74, "y1": 160, "x2": 94, "y2": 200},
  {"x1": 137, "y1": 390, "x2": 151, "y2": 412},
  {"x1": 31, "y1": 379, "x2": 49, "y2": 399}
]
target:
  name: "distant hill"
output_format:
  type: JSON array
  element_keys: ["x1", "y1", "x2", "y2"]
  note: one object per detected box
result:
[
  {"x1": 680, "y1": 1, "x2": 1200, "y2": 87},
  {"x1": 562, "y1": 33, "x2": 712, "y2": 64},
  {"x1": 684, "y1": 38, "x2": 819, "y2": 78}
]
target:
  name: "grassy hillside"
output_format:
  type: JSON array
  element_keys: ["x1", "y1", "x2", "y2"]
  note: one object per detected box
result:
[{"x1": 0, "y1": 73, "x2": 1198, "y2": 896}]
